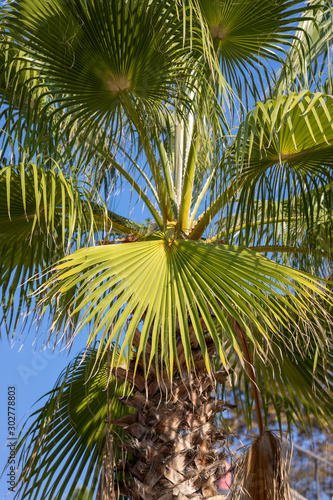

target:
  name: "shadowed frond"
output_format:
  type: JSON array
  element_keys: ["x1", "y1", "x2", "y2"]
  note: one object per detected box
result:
[
  {"x1": 4, "y1": 0, "x2": 208, "y2": 157},
  {"x1": 0, "y1": 162, "x2": 108, "y2": 336},
  {"x1": 198, "y1": 0, "x2": 320, "y2": 106},
  {"x1": 14, "y1": 346, "x2": 132, "y2": 500},
  {"x1": 229, "y1": 329, "x2": 333, "y2": 431}
]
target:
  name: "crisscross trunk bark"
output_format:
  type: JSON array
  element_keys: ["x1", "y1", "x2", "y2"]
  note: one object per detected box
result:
[{"x1": 110, "y1": 330, "x2": 233, "y2": 500}]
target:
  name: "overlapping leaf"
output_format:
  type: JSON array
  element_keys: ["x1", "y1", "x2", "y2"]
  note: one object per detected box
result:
[
  {"x1": 223, "y1": 92, "x2": 333, "y2": 252},
  {"x1": 200, "y1": 0, "x2": 312, "y2": 61},
  {"x1": 15, "y1": 346, "x2": 132, "y2": 500},
  {"x1": 273, "y1": 0, "x2": 333, "y2": 94},
  {"x1": 0, "y1": 163, "x2": 107, "y2": 336},
  {"x1": 217, "y1": 188, "x2": 333, "y2": 276},
  {"x1": 0, "y1": 5, "x2": 60, "y2": 163},
  {"x1": 229, "y1": 333, "x2": 333, "y2": 431},
  {"x1": 1, "y1": 0, "x2": 333, "y2": 479},
  {"x1": 198, "y1": 0, "x2": 318, "y2": 104},
  {"x1": 5, "y1": 0, "x2": 205, "y2": 146},
  {"x1": 38, "y1": 237, "x2": 332, "y2": 376}
]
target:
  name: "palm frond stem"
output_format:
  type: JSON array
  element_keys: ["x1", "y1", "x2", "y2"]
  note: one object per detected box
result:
[
  {"x1": 189, "y1": 181, "x2": 239, "y2": 239},
  {"x1": 249, "y1": 245, "x2": 328, "y2": 259},
  {"x1": 92, "y1": 146, "x2": 163, "y2": 230},
  {"x1": 114, "y1": 144, "x2": 160, "y2": 204},
  {"x1": 217, "y1": 217, "x2": 299, "y2": 240},
  {"x1": 188, "y1": 165, "x2": 219, "y2": 230},
  {"x1": 154, "y1": 135, "x2": 178, "y2": 217},
  {"x1": 179, "y1": 128, "x2": 200, "y2": 232},
  {"x1": 230, "y1": 316, "x2": 264, "y2": 438},
  {"x1": 120, "y1": 93, "x2": 174, "y2": 224}
]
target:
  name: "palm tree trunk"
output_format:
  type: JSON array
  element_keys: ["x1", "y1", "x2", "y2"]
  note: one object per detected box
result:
[{"x1": 111, "y1": 331, "x2": 234, "y2": 500}]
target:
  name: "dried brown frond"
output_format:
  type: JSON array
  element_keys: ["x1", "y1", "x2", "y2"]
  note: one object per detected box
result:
[{"x1": 232, "y1": 430, "x2": 292, "y2": 500}]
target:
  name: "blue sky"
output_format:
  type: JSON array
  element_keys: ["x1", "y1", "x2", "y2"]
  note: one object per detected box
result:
[{"x1": 0, "y1": 335, "x2": 88, "y2": 499}]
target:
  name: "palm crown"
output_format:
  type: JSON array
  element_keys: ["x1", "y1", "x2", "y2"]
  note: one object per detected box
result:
[{"x1": 1, "y1": 0, "x2": 333, "y2": 499}]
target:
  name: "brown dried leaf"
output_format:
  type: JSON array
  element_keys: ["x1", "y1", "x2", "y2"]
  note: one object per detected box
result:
[
  {"x1": 110, "y1": 413, "x2": 137, "y2": 427},
  {"x1": 119, "y1": 391, "x2": 148, "y2": 410},
  {"x1": 111, "y1": 367, "x2": 146, "y2": 391},
  {"x1": 164, "y1": 465, "x2": 185, "y2": 485},
  {"x1": 202, "y1": 476, "x2": 218, "y2": 498},
  {"x1": 156, "y1": 493, "x2": 173, "y2": 500},
  {"x1": 96, "y1": 432, "x2": 116, "y2": 500},
  {"x1": 131, "y1": 460, "x2": 149, "y2": 480},
  {"x1": 232, "y1": 431, "x2": 292, "y2": 500},
  {"x1": 127, "y1": 423, "x2": 147, "y2": 439},
  {"x1": 169, "y1": 453, "x2": 186, "y2": 473},
  {"x1": 132, "y1": 478, "x2": 153, "y2": 500},
  {"x1": 173, "y1": 478, "x2": 197, "y2": 496}
]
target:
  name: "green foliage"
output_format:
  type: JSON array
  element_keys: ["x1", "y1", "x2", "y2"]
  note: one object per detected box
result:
[
  {"x1": 0, "y1": 162, "x2": 106, "y2": 336},
  {"x1": 38, "y1": 237, "x2": 332, "y2": 380},
  {"x1": 15, "y1": 346, "x2": 132, "y2": 500},
  {"x1": 1, "y1": 0, "x2": 333, "y2": 497}
]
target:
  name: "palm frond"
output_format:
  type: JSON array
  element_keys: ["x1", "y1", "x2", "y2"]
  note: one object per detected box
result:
[
  {"x1": 223, "y1": 92, "x2": 333, "y2": 252},
  {"x1": 273, "y1": 0, "x2": 333, "y2": 94},
  {"x1": 36, "y1": 237, "x2": 332, "y2": 377},
  {"x1": 228, "y1": 329, "x2": 333, "y2": 432},
  {"x1": 198, "y1": 0, "x2": 319, "y2": 108},
  {"x1": 15, "y1": 345, "x2": 132, "y2": 500},
  {"x1": 0, "y1": 162, "x2": 108, "y2": 337},
  {"x1": 4, "y1": 0, "x2": 208, "y2": 156},
  {"x1": 232, "y1": 431, "x2": 292, "y2": 500}
]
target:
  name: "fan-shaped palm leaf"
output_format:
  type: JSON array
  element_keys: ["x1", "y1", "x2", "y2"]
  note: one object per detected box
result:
[
  {"x1": 198, "y1": 0, "x2": 319, "y2": 104},
  {"x1": 37, "y1": 237, "x2": 332, "y2": 377},
  {"x1": 221, "y1": 92, "x2": 333, "y2": 250},
  {"x1": 273, "y1": 0, "x2": 333, "y2": 94},
  {"x1": 5, "y1": 0, "x2": 205, "y2": 148},
  {"x1": 228, "y1": 327, "x2": 333, "y2": 431},
  {"x1": 15, "y1": 346, "x2": 132, "y2": 500},
  {"x1": 4, "y1": 0, "x2": 223, "y2": 223},
  {"x1": 0, "y1": 162, "x2": 108, "y2": 336}
]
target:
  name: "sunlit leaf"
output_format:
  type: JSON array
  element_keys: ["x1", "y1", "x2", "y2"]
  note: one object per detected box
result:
[
  {"x1": 223, "y1": 92, "x2": 333, "y2": 254},
  {"x1": 37, "y1": 237, "x2": 332, "y2": 376},
  {"x1": 0, "y1": 162, "x2": 107, "y2": 336}
]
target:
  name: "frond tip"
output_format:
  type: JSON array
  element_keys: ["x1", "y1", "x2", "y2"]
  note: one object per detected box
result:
[{"x1": 232, "y1": 431, "x2": 292, "y2": 500}]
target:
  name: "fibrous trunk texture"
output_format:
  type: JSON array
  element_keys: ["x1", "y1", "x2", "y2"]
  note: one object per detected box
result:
[
  {"x1": 111, "y1": 330, "x2": 234, "y2": 500},
  {"x1": 113, "y1": 371, "x2": 232, "y2": 500},
  {"x1": 96, "y1": 431, "x2": 117, "y2": 500}
]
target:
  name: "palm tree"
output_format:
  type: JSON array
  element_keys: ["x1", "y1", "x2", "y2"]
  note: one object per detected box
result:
[{"x1": 1, "y1": 0, "x2": 333, "y2": 498}]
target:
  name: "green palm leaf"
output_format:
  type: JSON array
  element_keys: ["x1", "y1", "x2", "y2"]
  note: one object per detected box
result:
[
  {"x1": 6, "y1": 0, "x2": 203, "y2": 141},
  {"x1": 15, "y1": 345, "x2": 132, "y2": 500},
  {"x1": 229, "y1": 332, "x2": 333, "y2": 431},
  {"x1": 217, "y1": 186, "x2": 333, "y2": 276},
  {"x1": 0, "y1": 162, "x2": 107, "y2": 336},
  {"x1": 0, "y1": 2, "x2": 59, "y2": 163},
  {"x1": 4, "y1": 0, "x2": 224, "y2": 223},
  {"x1": 71, "y1": 488, "x2": 92, "y2": 500},
  {"x1": 273, "y1": 0, "x2": 333, "y2": 94},
  {"x1": 223, "y1": 92, "x2": 333, "y2": 249},
  {"x1": 1, "y1": 2, "x2": 333, "y2": 496},
  {"x1": 37, "y1": 237, "x2": 332, "y2": 376},
  {"x1": 198, "y1": 0, "x2": 318, "y2": 104}
]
